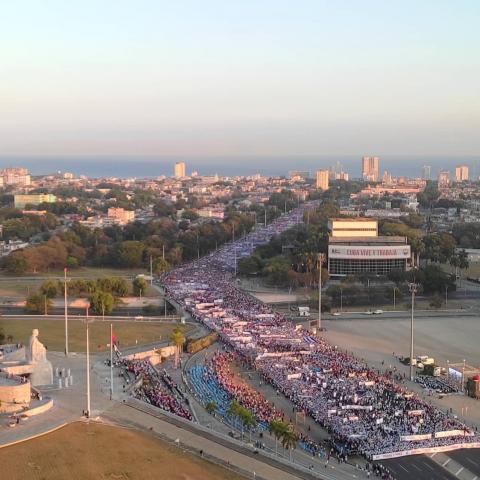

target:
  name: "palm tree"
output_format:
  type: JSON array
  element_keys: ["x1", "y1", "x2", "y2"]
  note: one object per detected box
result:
[
  {"x1": 206, "y1": 400, "x2": 217, "y2": 416},
  {"x1": 281, "y1": 425, "x2": 297, "y2": 462},
  {"x1": 228, "y1": 400, "x2": 242, "y2": 434},
  {"x1": 170, "y1": 326, "x2": 185, "y2": 369},
  {"x1": 241, "y1": 409, "x2": 257, "y2": 443},
  {"x1": 268, "y1": 419, "x2": 288, "y2": 456}
]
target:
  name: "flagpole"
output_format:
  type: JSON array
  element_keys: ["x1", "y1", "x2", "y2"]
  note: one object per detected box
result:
[
  {"x1": 86, "y1": 304, "x2": 91, "y2": 418},
  {"x1": 64, "y1": 267, "x2": 68, "y2": 356},
  {"x1": 110, "y1": 323, "x2": 113, "y2": 400}
]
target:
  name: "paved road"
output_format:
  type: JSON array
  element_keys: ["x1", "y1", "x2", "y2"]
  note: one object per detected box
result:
[
  {"x1": 382, "y1": 455, "x2": 456, "y2": 480},
  {"x1": 448, "y1": 449, "x2": 480, "y2": 476}
]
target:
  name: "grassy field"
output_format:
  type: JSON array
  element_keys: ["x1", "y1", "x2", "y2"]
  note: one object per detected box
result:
[
  {"x1": 0, "y1": 422, "x2": 245, "y2": 480},
  {"x1": 0, "y1": 318, "x2": 192, "y2": 352},
  {"x1": 0, "y1": 266, "x2": 159, "y2": 298}
]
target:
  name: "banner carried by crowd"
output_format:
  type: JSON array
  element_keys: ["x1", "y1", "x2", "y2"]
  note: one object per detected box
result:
[{"x1": 162, "y1": 204, "x2": 479, "y2": 460}]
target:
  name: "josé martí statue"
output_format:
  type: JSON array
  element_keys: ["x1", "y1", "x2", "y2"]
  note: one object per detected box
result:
[{"x1": 26, "y1": 329, "x2": 53, "y2": 386}]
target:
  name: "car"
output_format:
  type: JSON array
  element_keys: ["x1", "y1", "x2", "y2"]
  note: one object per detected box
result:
[
  {"x1": 373, "y1": 309, "x2": 383, "y2": 315},
  {"x1": 363, "y1": 310, "x2": 373, "y2": 315},
  {"x1": 332, "y1": 312, "x2": 341, "y2": 316}
]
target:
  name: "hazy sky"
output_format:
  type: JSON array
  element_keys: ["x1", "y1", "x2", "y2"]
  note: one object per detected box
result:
[{"x1": 1, "y1": 1, "x2": 479, "y2": 157}]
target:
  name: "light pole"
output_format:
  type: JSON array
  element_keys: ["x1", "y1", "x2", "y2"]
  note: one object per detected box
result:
[
  {"x1": 408, "y1": 282, "x2": 418, "y2": 381},
  {"x1": 393, "y1": 287, "x2": 396, "y2": 309},
  {"x1": 110, "y1": 323, "x2": 114, "y2": 401},
  {"x1": 340, "y1": 287, "x2": 343, "y2": 313},
  {"x1": 64, "y1": 267, "x2": 69, "y2": 356},
  {"x1": 85, "y1": 303, "x2": 91, "y2": 418},
  {"x1": 317, "y1": 254, "x2": 325, "y2": 333}
]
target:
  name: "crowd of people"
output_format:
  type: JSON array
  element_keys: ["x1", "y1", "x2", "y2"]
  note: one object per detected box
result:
[
  {"x1": 162, "y1": 205, "x2": 479, "y2": 460},
  {"x1": 124, "y1": 359, "x2": 192, "y2": 421},
  {"x1": 204, "y1": 352, "x2": 277, "y2": 425}
]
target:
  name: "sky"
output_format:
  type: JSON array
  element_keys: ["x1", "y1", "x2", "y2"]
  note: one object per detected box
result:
[{"x1": 0, "y1": 1, "x2": 479, "y2": 160}]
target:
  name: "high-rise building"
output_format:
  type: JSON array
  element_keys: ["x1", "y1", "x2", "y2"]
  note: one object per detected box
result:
[
  {"x1": 0, "y1": 167, "x2": 31, "y2": 186},
  {"x1": 174, "y1": 162, "x2": 186, "y2": 178},
  {"x1": 455, "y1": 165, "x2": 469, "y2": 182},
  {"x1": 315, "y1": 170, "x2": 329, "y2": 190},
  {"x1": 362, "y1": 156, "x2": 379, "y2": 181},
  {"x1": 438, "y1": 170, "x2": 450, "y2": 187},
  {"x1": 421, "y1": 165, "x2": 431, "y2": 180}
]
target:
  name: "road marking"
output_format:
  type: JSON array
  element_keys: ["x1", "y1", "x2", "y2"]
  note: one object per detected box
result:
[
  {"x1": 456, "y1": 467, "x2": 464, "y2": 476},
  {"x1": 412, "y1": 464, "x2": 422, "y2": 471},
  {"x1": 431, "y1": 452, "x2": 437, "y2": 458},
  {"x1": 423, "y1": 462, "x2": 435, "y2": 471},
  {"x1": 398, "y1": 464, "x2": 409, "y2": 473},
  {"x1": 467, "y1": 458, "x2": 479, "y2": 467},
  {"x1": 443, "y1": 459, "x2": 451, "y2": 467}
]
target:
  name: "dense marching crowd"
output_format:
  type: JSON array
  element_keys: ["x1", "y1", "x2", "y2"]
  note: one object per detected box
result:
[
  {"x1": 204, "y1": 352, "x2": 277, "y2": 425},
  {"x1": 162, "y1": 205, "x2": 479, "y2": 460},
  {"x1": 124, "y1": 359, "x2": 192, "y2": 420}
]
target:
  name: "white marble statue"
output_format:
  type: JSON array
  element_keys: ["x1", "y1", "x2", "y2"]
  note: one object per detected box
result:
[{"x1": 26, "y1": 329, "x2": 53, "y2": 386}]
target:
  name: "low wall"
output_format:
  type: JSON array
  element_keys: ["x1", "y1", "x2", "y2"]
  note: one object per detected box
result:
[
  {"x1": 124, "y1": 345, "x2": 176, "y2": 363},
  {"x1": 23, "y1": 398, "x2": 54, "y2": 417}
]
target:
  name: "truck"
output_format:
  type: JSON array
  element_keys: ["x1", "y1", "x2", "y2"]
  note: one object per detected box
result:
[{"x1": 298, "y1": 306, "x2": 310, "y2": 317}]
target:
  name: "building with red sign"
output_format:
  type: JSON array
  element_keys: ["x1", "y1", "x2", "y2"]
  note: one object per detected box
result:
[{"x1": 327, "y1": 218, "x2": 411, "y2": 277}]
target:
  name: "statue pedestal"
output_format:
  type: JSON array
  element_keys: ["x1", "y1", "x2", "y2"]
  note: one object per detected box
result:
[{"x1": 30, "y1": 361, "x2": 53, "y2": 386}]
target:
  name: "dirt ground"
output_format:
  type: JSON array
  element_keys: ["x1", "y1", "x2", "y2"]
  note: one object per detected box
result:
[
  {"x1": 0, "y1": 318, "x2": 192, "y2": 352},
  {"x1": 0, "y1": 422, "x2": 246, "y2": 480}
]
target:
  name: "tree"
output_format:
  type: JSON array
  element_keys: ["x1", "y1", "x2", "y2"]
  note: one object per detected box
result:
[
  {"x1": 268, "y1": 419, "x2": 288, "y2": 456},
  {"x1": 133, "y1": 277, "x2": 148, "y2": 297},
  {"x1": 40, "y1": 279, "x2": 61, "y2": 298},
  {"x1": 2, "y1": 252, "x2": 28, "y2": 274},
  {"x1": 89, "y1": 291, "x2": 115, "y2": 316},
  {"x1": 170, "y1": 326, "x2": 185, "y2": 369},
  {"x1": 152, "y1": 257, "x2": 170, "y2": 274},
  {"x1": 206, "y1": 400, "x2": 217, "y2": 416},
  {"x1": 238, "y1": 255, "x2": 263, "y2": 276},
  {"x1": 25, "y1": 293, "x2": 52, "y2": 314},
  {"x1": 281, "y1": 425, "x2": 297, "y2": 462},
  {"x1": 116, "y1": 241, "x2": 145, "y2": 268},
  {"x1": 262, "y1": 256, "x2": 291, "y2": 285}
]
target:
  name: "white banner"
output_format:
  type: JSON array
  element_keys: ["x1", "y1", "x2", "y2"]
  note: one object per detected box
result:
[
  {"x1": 400, "y1": 434, "x2": 432, "y2": 441},
  {"x1": 371, "y1": 442, "x2": 480, "y2": 461},
  {"x1": 435, "y1": 430, "x2": 472, "y2": 438},
  {"x1": 328, "y1": 244, "x2": 411, "y2": 260}
]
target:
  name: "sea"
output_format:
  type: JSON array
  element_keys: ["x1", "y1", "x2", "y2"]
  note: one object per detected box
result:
[{"x1": 0, "y1": 155, "x2": 477, "y2": 179}]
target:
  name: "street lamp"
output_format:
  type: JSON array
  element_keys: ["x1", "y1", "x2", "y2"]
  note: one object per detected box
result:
[
  {"x1": 408, "y1": 282, "x2": 418, "y2": 381},
  {"x1": 317, "y1": 254, "x2": 326, "y2": 333},
  {"x1": 64, "y1": 267, "x2": 69, "y2": 356},
  {"x1": 85, "y1": 302, "x2": 91, "y2": 418}
]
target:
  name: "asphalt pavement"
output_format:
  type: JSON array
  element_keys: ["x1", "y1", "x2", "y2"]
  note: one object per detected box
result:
[{"x1": 382, "y1": 455, "x2": 456, "y2": 480}]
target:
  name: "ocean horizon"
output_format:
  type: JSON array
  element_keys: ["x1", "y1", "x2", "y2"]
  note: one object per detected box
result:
[{"x1": 0, "y1": 155, "x2": 478, "y2": 179}]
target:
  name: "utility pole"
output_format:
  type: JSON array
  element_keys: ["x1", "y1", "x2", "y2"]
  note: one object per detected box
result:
[
  {"x1": 408, "y1": 283, "x2": 418, "y2": 381},
  {"x1": 340, "y1": 287, "x2": 343, "y2": 313},
  {"x1": 162, "y1": 244, "x2": 165, "y2": 260},
  {"x1": 110, "y1": 323, "x2": 113, "y2": 401},
  {"x1": 264, "y1": 208, "x2": 267, "y2": 227},
  {"x1": 149, "y1": 255, "x2": 153, "y2": 285},
  {"x1": 64, "y1": 267, "x2": 68, "y2": 356},
  {"x1": 445, "y1": 285, "x2": 448, "y2": 308},
  {"x1": 44, "y1": 294, "x2": 47, "y2": 316},
  {"x1": 86, "y1": 303, "x2": 91, "y2": 417},
  {"x1": 317, "y1": 254, "x2": 325, "y2": 333},
  {"x1": 233, "y1": 224, "x2": 237, "y2": 277},
  {"x1": 393, "y1": 287, "x2": 396, "y2": 309}
]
